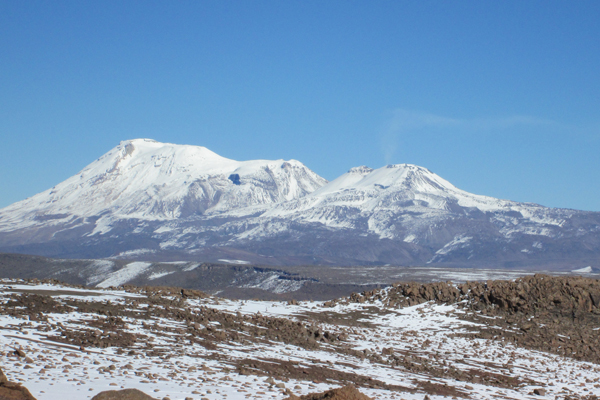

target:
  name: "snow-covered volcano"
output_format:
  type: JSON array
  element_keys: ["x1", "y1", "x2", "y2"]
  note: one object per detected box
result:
[
  {"x1": 265, "y1": 163, "x2": 519, "y2": 218},
  {"x1": 240, "y1": 163, "x2": 575, "y2": 244},
  {"x1": 0, "y1": 139, "x2": 326, "y2": 231},
  {"x1": 0, "y1": 139, "x2": 599, "y2": 268}
]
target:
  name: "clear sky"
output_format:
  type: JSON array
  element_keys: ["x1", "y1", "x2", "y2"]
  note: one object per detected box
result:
[{"x1": 1, "y1": 1, "x2": 599, "y2": 211}]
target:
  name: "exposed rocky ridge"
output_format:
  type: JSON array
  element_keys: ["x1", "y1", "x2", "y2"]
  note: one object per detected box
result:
[{"x1": 343, "y1": 274, "x2": 600, "y2": 365}]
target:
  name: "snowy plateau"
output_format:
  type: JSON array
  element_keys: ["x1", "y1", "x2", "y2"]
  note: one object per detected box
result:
[{"x1": 0, "y1": 138, "x2": 599, "y2": 269}]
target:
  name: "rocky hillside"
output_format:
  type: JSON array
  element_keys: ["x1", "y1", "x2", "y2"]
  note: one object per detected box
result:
[{"x1": 0, "y1": 276, "x2": 599, "y2": 399}]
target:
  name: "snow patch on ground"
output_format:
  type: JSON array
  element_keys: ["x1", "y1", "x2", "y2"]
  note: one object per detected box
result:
[
  {"x1": 403, "y1": 234, "x2": 417, "y2": 243},
  {"x1": 96, "y1": 262, "x2": 152, "y2": 288},
  {"x1": 147, "y1": 271, "x2": 176, "y2": 280},
  {"x1": 241, "y1": 274, "x2": 305, "y2": 294},
  {"x1": 218, "y1": 259, "x2": 251, "y2": 265},
  {"x1": 111, "y1": 249, "x2": 157, "y2": 258},
  {"x1": 182, "y1": 263, "x2": 201, "y2": 271},
  {"x1": 84, "y1": 260, "x2": 117, "y2": 285},
  {"x1": 435, "y1": 235, "x2": 473, "y2": 255},
  {"x1": 572, "y1": 266, "x2": 593, "y2": 274}
]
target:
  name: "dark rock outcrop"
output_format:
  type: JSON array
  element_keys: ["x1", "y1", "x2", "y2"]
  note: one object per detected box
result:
[
  {"x1": 91, "y1": 388, "x2": 158, "y2": 400},
  {"x1": 352, "y1": 274, "x2": 600, "y2": 364},
  {"x1": 285, "y1": 385, "x2": 372, "y2": 400},
  {"x1": 0, "y1": 367, "x2": 37, "y2": 400}
]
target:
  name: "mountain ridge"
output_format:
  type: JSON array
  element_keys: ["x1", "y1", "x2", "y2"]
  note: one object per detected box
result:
[{"x1": 0, "y1": 139, "x2": 599, "y2": 269}]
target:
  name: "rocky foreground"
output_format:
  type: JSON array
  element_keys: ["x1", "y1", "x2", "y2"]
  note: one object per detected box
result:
[{"x1": 0, "y1": 275, "x2": 599, "y2": 400}]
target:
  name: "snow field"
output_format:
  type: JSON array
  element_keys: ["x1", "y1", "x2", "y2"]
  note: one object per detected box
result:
[{"x1": 0, "y1": 281, "x2": 599, "y2": 400}]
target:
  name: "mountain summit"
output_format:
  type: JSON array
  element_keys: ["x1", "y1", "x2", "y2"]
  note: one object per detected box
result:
[{"x1": 1, "y1": 139, "x2": 599, "y2": 268}]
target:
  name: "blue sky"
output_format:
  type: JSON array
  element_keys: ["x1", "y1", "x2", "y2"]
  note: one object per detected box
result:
[{"x1": 1, "y1": 1, "x2": 599, "y2": 210}]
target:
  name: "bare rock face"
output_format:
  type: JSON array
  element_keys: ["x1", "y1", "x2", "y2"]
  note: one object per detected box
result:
[
  {"x1": 0, "y1": 367, "x2": 37, "y2": 400},
  {"x1": 91, "y1": 388, "x2": 158, "y2": 400},
  {"x1": 285, "y1": 385, "x2": 372, "y2": 400}
]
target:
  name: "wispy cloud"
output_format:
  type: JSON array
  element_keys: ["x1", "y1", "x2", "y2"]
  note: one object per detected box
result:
[
  {"x1": 381, "y1": 109, "x2": 561, "y2": 164},
  {"x1": 467, "y1": 115, "x2": 559, "y2": 130},
  {"x1": 386, "y1": 109, "x2": 460, "y2": 132},
  {"x1": 387, "y1": 109, "x2": 557, "y2": 132}
]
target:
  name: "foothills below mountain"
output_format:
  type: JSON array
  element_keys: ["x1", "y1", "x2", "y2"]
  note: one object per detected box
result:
[{"x1": 1, "y1": 139, "x2": 599, "y2": 269}]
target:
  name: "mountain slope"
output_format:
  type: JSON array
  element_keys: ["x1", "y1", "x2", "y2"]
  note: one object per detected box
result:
[{"x1": 0, "y1": 140, "x2": 599, "y2": 268}]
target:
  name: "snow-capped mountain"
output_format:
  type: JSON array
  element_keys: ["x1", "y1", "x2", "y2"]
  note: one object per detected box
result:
[
  {"x1": 1, "y1": 139, "x2": 599, "y2": 269},
  {"x1": 207, "y1": 163, "x2": 600, "y2": 268},
  {"x1": 0, "y1": 138, "x2": 326, "y2": 238},
  {"x1": 257, "y1": 163, "x2": 578, "y2": 246}
]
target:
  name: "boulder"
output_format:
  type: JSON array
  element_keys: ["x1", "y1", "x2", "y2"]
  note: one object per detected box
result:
[
  {"x1": 285, "y1": 385, "x2": 372, "y2": 400},
  {"x1": 91, "y1": 389, "x2": 158, "y2": 400},
  {"x1": 0, "y1": 367, "x2": 37, "y2": 400}
]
